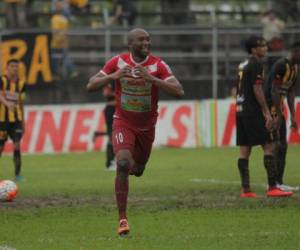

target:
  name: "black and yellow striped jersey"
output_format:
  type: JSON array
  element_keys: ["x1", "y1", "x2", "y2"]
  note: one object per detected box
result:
[
  {"x1": 265, "y1": 57, "x2": 298, "y2": 106},
  {"x1": 0, "y1": 75, "x2": 26, "y2": 122},
  {"x1": 236, "y1": 56, "x2": 265, "y2": 116}
]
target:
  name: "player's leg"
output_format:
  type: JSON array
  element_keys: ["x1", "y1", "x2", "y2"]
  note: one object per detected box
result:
[
  {"x1": 274, "y1": 120, "x2": 298, "y2": 191},
  {"x1": 0, "y1": 122, "x2": 8, "y2": 159},
  {"x1": 130, "y1": 127, "x2": 155, "y2": 177},
  {"x1": 104, "y1": 105, "x2": 115, "y2": 169},
  {"x1": 238, "y1": 145, "x2": 254, "y2": 197},
  {"x1": 11, "y1": 122, "x2": 24, "y2": 180},
  {"x1": 115, "y1": 149, "x2": 133, "y2": 236},
  {"x1": 263, "y1": 142, "x2": 293, "y2": 197},
  {"x1": 112, "y1": 122, "x2": 135, "y2": 235},
  {"x1": 236, "y1": 116, "x2": 256, "y2": 197},
  {"x1": 276, "y1": 118, "x2": 287, "y2": 185}
]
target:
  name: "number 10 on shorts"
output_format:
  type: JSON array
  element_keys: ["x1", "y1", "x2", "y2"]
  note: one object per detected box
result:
[{"x1": 115, "y1": 132, "x2": 124, "y2": 144}]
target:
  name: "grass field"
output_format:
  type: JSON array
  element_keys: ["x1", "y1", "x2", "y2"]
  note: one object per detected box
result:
[{"x1": 1, "y1": 146, "x2": 300, "y2": 250}]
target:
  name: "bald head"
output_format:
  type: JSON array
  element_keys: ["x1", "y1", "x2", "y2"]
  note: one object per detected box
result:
[{"x1": 127, "y1": 28, "x2": 149, "y2": 45}]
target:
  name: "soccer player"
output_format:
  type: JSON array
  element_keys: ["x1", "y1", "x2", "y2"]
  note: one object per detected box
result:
[
  {"x1": 87, "y1": 28, "x2": 184, "y2": 236},
  {"x1": 236, "y1": 35, "x2": 293, "y2": 198},
  {"x1": 0, "y1": 59, "x2": 26, "y2": 181},
  {"x1": 264, "y1": 41, "x2": 300, "y2": 191},
  {"x1": 93, "y1": 83, "x2": 116, "y2": 170}
]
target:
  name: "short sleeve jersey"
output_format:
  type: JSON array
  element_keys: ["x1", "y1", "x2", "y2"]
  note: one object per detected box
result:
[
  {"x1": 264, "y1": 57, "x2": 298, "y2": 106},
  {"x1": 236, "y1": 56, "x2": 265, "y2": 116},
  {"x1": 100, "y1": 53, "x2": 173, "y2": 128},
  {"x1": 0, "y1": 75, "x2": 26, "y2": 122}
]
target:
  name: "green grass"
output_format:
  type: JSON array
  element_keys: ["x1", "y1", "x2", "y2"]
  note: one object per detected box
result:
[{"x1": 1, "y1": 147, "x2": 300, "y2": 250}]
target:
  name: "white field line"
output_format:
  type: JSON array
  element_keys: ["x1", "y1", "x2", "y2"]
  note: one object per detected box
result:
[
  {"x1": 35, "y1": 231, "x2": 292, "y2": 242},
  {"x1": 0, "y1": 246, "x2": 17, "y2": 250},
  {"x1": 190, "y1": 178, "x2": 266, "y2": 188}
]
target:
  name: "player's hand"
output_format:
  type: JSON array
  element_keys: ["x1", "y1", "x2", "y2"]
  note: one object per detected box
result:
[
  {"x1": 290, "y1": 116, "x2": 298, "y2": 130},
  {"x1": 111, "y1": 65, "x2": 132, "y2": 80},
  {"x1": 264, "y1": 113, "x2": 273, "y2": 131},
  {"x1": 132, "y1": 65, "x2": 154, "y2": 82},
  {"x1": 273, "y1": 115, "x2": 283, "y2": 131},
  {"x1": 5, "y1": 101, "x2": 16, "y2": 111}
]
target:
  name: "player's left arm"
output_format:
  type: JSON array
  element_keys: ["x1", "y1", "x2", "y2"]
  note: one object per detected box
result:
[
  {"x1": 287, "y1": 84, "x2": 297, "y2": 129},
  {"x1": 271, "y1": 63, "x2": 286, "y2": 129},
  {"x1": 19, "y1": 82, "x2": 26, "y2": 133},
  {"x1": 133, "y1": 62, "x2": 184, "y2": 98}
]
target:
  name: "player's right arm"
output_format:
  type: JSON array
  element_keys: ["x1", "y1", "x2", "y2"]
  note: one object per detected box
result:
[
  {"x1": 271, "y1": 63, "x2": 285, "y2": 130},
  {"x1": 86, "y1": 56, "x2": 132, "y2": 92},
  {"x1": 252, "y1": 61, "x2": 272, "y2": 130},
  {"x1": 0, "y1": 78, "x2": 15, "y2": 111}
]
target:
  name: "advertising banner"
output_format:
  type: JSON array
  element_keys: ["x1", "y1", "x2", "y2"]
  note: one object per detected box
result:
[{"x1": 3, "y1": 99, "x2": 300, "y2": 154}]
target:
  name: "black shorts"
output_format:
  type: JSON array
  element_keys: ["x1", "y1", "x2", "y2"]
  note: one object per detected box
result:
[
  {"x1": 236, "y1": 115, "x2": 272, "y2": 146},
  {"x1": 104, "y1": 105, "x2": 115, "y2": 137},
  {"x1": 0, "y1": 121, "x2": 24, "y2": 146}
]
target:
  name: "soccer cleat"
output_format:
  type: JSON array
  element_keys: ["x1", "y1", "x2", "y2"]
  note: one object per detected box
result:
[
  {"x1": 118, "y1": 219, "x2": 130, "y2": 236},
  {"x1": 106, "y1": 160, "x2": 116, "y2": 171},
  {"x1": 15, "y1": 175, "x2": 24, "y2": 182},
  {"x1": 276, "y1": 184, "x2": 299, "y2": 192},
  {"x1": 266, "y1": 187, "x2": 293, "y2": 197},
  {"x1": 240, "y1": 191, "x2": 257, "y2": 198}
]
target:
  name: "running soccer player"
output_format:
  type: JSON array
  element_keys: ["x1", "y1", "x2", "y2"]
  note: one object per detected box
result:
[
  {"x1": 264, "y1": 41, "x2": 300, "y2": 191},
  {"x1": 0, "y1": 59, "x2": 26, "y2": 181},
  {"x1": 86, "y1": 28, "x2": 184, "y2": 235},
  {"x1": 236, "y1": 35, "x2": 293, "y2": 198}
]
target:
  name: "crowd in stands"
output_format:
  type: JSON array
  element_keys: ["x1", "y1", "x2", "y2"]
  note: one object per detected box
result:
[{"x1": 2, "y1": 0, "x2": 300, "y2": 82}]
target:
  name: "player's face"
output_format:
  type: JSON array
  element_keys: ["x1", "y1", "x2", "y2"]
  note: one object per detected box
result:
[
  {"x1": 255, "y1": 41, "x2": 268, "y2": 58},
  {"x1": 7, "y1": 62, "x2": 19, "y2": 78},
  {"x1": 130, "y1": 31, "x2": 151, "y2": 58}
]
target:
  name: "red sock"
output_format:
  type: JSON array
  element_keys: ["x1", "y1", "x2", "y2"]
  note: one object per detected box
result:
[{"x1": 115, "y1": 176, "x2": 129, "y2": 220}]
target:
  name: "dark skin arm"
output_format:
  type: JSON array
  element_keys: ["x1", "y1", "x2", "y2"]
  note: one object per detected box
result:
[
  {"x1": 287, "y1": 85, "x2": 297, "y2": 129},
  {"x1": 0, "y1": 91, "x2": 16, "y2": 111},
  {"x1": 86, "y1": 66, "x2": 132, "y2": 92},
  {"x1": 253, "y1": 84, "x2": 273, "y2": 130},
  {"x1": 271, "y1": 81, "x2": 284, "y2": 130},
  {"x1": 133, "y1": 65, "x2": 184, "y2": 98}
]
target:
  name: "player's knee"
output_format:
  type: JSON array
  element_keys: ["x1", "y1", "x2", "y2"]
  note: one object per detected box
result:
[
  {"x1": 14, "y1": 143, "x2": 21, "y2": 151},
  {"x1": 117, "y1": 159, "x2": 130, "y2": 173}
]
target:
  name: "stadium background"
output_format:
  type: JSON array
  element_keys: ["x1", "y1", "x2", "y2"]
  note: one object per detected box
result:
[{"x1": 1, "y1": 0, "x2": 300, "y2": 153}]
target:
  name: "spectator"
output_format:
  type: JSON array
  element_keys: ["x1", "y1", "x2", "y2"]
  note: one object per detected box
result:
[
  {"x1": 4, "y1": 0, "x2": 28, "y2": 28},
  {"x1": 52, "y1": 0, "x2": 72, "y2": 20},
  {"x1": 260, "y1": 10, "x2": 286, "y2": 70},
  {"x1": 108, "y1": 0, "x2": 137, "y2": 27},
  {"x1": 92, "y1": 84, "x2": 116, "y2": 171},
  {"x1": 68, "y1": 0, "x2": 90, "y2": 14},
  {"x1": 260, "y1": 10, "x2": 285, "y2": 52},
  {"x1": 51, "y1": 0, "x2": 78, "y2": 79}
]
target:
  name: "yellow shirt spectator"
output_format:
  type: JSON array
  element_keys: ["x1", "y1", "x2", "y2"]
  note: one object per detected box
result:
[
  {"x1": 69, "y1": 0, "x2": 88, "y2": 9},
  {"x1": 51, "y1": 14, "x2": 69, "y2": 49}
]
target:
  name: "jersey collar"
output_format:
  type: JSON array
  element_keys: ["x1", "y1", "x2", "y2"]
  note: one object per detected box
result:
[{"x1": 130, "y1": 53, "x2": 149, "y2": 65}]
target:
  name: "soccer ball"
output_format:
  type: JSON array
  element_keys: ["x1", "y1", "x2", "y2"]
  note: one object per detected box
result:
[{"x1": 0, "y1": 180, "x2": 18, "y2": 202}]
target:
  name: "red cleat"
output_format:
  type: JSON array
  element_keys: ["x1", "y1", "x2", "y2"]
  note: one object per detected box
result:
[
  {"x1": 118, "y1": 219, "x2": 130, "y2": 236},
  {"x1": 240, "y1": 191, "x2": 257, "y2": 198},
  {"x1": 266, "y1": 187, "x2": 293, "y2": 197}
]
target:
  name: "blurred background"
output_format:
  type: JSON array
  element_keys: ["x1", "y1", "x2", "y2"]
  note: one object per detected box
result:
[{"x1": 0, "y1": 0, "x2": 299, "y2": 104}]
